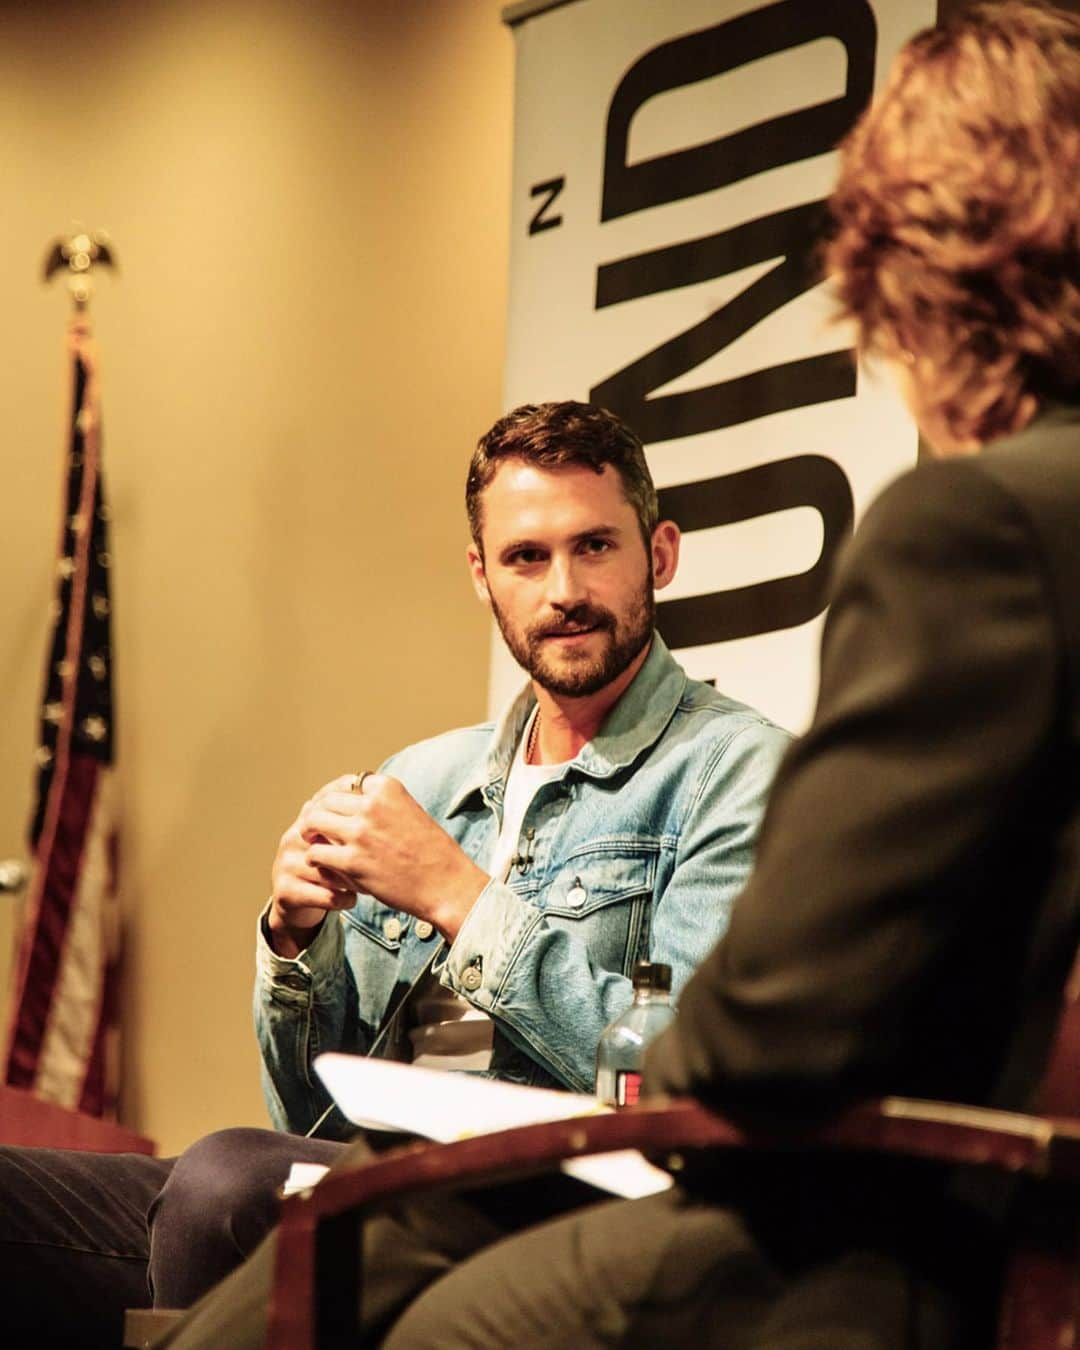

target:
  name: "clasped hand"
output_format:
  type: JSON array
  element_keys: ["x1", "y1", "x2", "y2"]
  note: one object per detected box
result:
[{"x1": 267, "y1": 773, "x2": 489, "y2": 957}]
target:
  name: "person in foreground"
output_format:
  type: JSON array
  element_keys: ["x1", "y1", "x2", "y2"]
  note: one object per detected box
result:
[
  {"x1": 372, "y1": 5, "x2": 1080, "y2": 1348},
  {"x1": 0, "y1": 401, "x2": 788, "y2": 1349}
]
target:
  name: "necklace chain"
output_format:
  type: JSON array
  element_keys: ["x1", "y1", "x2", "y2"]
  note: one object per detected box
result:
[{"x1": 526, "y1": 709, "x2": 541, "y2": 765}]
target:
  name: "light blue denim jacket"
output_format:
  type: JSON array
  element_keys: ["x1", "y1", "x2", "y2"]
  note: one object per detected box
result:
[{"x1": 255, "y1": 637, "x2": 789, "y2": 1135}]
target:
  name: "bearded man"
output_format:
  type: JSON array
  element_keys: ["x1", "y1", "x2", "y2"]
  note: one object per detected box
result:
[{"x1": 1, "y1": 400, "x2": 788, "y2": 1348}]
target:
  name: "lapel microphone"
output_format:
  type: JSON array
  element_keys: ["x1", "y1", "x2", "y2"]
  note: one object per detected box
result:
[{"x1": 515, "y1": 828, "x2": 535, "y2": 875}]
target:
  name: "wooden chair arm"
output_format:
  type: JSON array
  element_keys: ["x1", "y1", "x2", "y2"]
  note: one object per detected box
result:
[
  {"x1": 0, "y1": 1083, "x2": 155, "y2": 1153},
  {"x1": 268, "y1": 1095, "x2": 1080, "y2": 1350}
]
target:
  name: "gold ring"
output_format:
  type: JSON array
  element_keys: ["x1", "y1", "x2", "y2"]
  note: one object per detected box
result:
[{"x1": 350, "y1": 771, "x2": 372, "y2": 794}]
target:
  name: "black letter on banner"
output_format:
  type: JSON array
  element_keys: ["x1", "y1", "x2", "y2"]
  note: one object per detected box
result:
[
  {"x1": 591, "y1": 0, "x2": 875, "y2": 647},
  {"x1": 529, "y1": 177, "x2": 565, "y2": 235},
  {"x1": 601, "y1": 0, "x2": 876, "y2": 221},
  {"x1": 591, "y1": 202, "x2": 853, "y2": 443},
  {"x1": 591, "y1": 0, "x2": 877, "y2": 441},
  {"x1": 656, "y1": 457, "x2": 854, "y2": 647}
]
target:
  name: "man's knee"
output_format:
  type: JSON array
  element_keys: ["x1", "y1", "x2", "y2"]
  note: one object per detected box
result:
[
  {"x1": 148, "y1": 1127, "x2": 293, "y2": 1307},
  {"x1": 158, "y1": 1129, "x2": 281, "y2": 1206},
  {"x1": 151, "y1": 1128, "x2": 286, "y2": 1248},
  {"x1": 148, "y1": 1126, "x2": 345, "y2": 1308}
]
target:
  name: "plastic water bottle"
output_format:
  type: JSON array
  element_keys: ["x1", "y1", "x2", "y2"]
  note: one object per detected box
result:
[{"x1": 595, "y1": 961, "x2": 675, "y2": 1107}]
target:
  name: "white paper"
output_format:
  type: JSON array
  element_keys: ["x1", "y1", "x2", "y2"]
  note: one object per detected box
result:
[
  {"x1": 282, "y1": 1162, "x2": 330, "y2": 1196},
  {"x1": 561, "y1": 1149, "x2": 672, "y2": 1198},
  {"x1": 312, "y1": 1052, "x2": 673, "y2": 1199},
  {"x1": 314, "y1": 1053, "x2": 607, "y2": 1142}
]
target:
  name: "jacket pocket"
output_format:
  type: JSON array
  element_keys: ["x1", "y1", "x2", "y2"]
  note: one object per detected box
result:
[{"x1": 540, "y1": 838, "x2": 658, "y2": 977}]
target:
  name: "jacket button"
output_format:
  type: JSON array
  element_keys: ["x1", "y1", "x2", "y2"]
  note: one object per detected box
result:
[
  {"x1": 566, "y1": 881, "x2": 586, "y2": 908},
  {"x1": 461, "y1": 966, "x2": 483, "y2": 992},
  {"x1": 383, "y1": 917, "x2": 402, "y2": 941},
  {"x1": 415, "y1": 920, "x2": 434, "y2": 940}
]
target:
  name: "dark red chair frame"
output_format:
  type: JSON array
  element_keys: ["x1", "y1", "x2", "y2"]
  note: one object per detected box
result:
[
  {"x1": 0, "y1": 1083, "x2": 154, "y2": 1154},
  {"x1": 268, "y1": 944, "x2": 1080, "y2": 1350}
]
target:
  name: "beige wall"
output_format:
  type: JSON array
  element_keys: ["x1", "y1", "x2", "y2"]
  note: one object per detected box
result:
[{"x1": 0, "y1": 0, "x2": 513, "y2": 1154}]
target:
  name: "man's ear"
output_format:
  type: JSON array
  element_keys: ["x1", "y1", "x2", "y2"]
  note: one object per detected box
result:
[
  {"x1": 650, "y1": 520, "x2": 680, "y2": 591},
  {"x1": 467, "y1": 544, "x2": 491, "y2": 605}
]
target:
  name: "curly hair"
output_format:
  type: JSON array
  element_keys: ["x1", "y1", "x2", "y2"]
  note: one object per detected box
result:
[
  {"x1": 466, "y1": 401, "x2": 659, "y2": 550},
  {"x1": 826, "y1": 1, "x2": 1080, "y2": 447}
]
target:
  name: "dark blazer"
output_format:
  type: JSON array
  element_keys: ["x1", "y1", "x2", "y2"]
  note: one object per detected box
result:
[{"x1": 646, "y1": 403, "x2": 1080, "y2": 1343}]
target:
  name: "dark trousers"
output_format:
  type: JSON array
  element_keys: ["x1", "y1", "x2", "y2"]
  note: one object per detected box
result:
[
  {"x1": 157, "y1": 1182, "x2": 965, "y2": 1350},
  {"x1": 0, "y1": 1128, "x2": 346, "y2": 1350},
  {"x1": 0, "y1": 1126, "x2": 599, "y2": 1350},
  {"x1": 384, "y1": 1189, "x2": 974, "y2": 1350},
  {"x1": 158, "y1": 1135, "x2": 614, "y2": 1350},
  {"x1": 0, "y1": 1135, "x2": 972, "y2": 1350}
]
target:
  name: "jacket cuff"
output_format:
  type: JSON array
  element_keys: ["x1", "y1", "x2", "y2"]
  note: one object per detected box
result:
[
  {"x1": 441, "y1": 878, "x2": 541, "y2": 1008},
  {"x1": 255, "y1": 902, "x2": 343, "y2": 994}
]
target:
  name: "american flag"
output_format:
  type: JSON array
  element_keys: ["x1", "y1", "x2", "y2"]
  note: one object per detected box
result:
[{"x1": 3, "y1": 318, "x2": 120, "y2": 1116}]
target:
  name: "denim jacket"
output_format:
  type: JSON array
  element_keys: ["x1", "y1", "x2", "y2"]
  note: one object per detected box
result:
[{"x1": 255, "y1": 636, "x2": 789, "y2": 1135}]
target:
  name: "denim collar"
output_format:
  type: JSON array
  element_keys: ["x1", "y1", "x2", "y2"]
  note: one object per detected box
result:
[{"x1": 447, "y1": 634, "x2": 687, "y2": 814}]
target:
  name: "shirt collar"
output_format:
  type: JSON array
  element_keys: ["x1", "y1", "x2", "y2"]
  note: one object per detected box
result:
[{"x1": 448, "y1": 633, "x2": 686, "y2": 813}]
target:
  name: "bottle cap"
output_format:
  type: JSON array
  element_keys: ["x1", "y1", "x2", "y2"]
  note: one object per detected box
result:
[{"x1": 631, "y1": 960, "x2": 671, "y2": 993}]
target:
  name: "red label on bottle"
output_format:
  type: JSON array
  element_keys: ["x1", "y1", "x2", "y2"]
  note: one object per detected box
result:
[{"x1": 615, "y1": 1071, "x2": 642, "y2": 1107}]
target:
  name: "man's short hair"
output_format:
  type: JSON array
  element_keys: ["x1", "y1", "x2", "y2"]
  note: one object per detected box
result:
[
  {"x1": 826, "y1": 0, "x2": 1080, "y2": 446},
  {"x1": 466, "y1": 401, "x2": 659, "y2": 551}
]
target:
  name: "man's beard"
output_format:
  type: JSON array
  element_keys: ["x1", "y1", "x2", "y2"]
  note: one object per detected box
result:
[{"x1": 491, "y1": 582, "x2": 655, "y2": 698}]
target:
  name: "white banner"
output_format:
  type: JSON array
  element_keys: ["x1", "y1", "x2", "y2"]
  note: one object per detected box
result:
[{"x1": 495, "y1": 0, "x2": 934, "y2": 733}]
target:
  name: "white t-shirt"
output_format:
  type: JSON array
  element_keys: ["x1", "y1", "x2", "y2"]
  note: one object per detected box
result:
[
  {"x1": 409, "y1": 707, "x2": 565, "y2": 1070},
  {"x1": 487, "y1": 707, "x2": 565, "y2": 885}
]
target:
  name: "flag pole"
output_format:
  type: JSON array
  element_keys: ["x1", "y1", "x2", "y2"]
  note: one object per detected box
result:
[{"x1": 2, "y1": 232, "x2": 121, "y2": 1117}]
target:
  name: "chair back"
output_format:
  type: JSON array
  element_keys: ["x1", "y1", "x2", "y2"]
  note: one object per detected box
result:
[
  {"x1": 1036, "y1": 947, "x2": 1080, "y2": 1118},
  {"x1": 995, "y1": 943, "x2": 1080, "y2": 1350}
]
